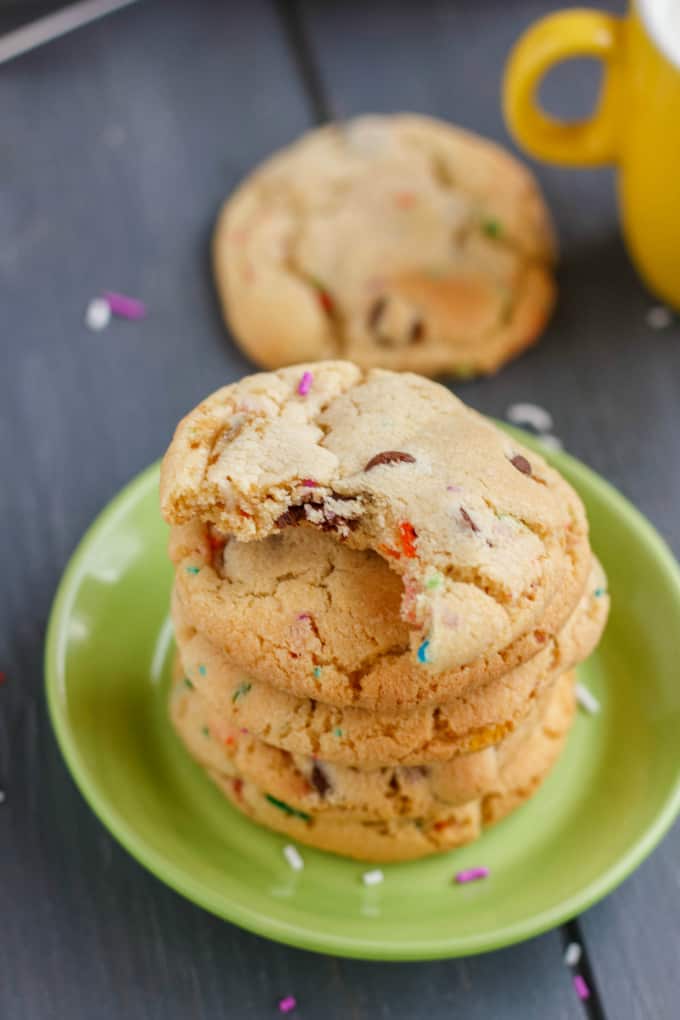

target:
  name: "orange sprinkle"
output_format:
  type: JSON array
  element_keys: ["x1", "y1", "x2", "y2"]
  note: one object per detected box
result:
[
  {"x1": 318, "y1": 289, "x2": 334, "y2": 315},
  {"x1": 398, "y1": 521, "x2": 418, "y2": 558},
  {"x1": 237, "y1": 508, "x2": 252, "y2": 519}
]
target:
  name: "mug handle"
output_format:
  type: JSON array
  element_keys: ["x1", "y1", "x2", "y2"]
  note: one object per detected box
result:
[{"x1": 503, "y1": 10, "x2": 623, "y2": 166}]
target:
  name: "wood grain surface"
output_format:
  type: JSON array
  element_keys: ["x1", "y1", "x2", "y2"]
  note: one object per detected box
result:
[{"x1": 0, "y1": 1, "x2": 677, "y2": 1017}]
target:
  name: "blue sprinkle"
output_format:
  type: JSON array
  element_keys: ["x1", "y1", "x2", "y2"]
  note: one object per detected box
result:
[
  {"x1": 312, "y1": 666, "x2": 322, "y2": 678},
  {"x1": 594, "y1": 587, "x2": 606, "y2": 598},
  {"x1": 185, "y1": 565, "x2": 200, "y2": 575},
  {"x1": 198, "y1": 664, "x2": 207, "y2": 676},
  {"x1": 417, "y1": 639, "x2": 431, "y2": 664}
]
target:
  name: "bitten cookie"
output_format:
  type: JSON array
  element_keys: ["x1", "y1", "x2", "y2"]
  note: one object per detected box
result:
[
  {"x1": 214, "y1": 114, "x2": 556, "y2": 378},
  {"x1": 171, "y1": 669, "x2": 576, "y2": 861},
  {"x1": 161, "y1": 363, "x2": 590, "y2": 677},
  {"x1": 171, "y1": 559, "x2": 606, "y2": 766}
]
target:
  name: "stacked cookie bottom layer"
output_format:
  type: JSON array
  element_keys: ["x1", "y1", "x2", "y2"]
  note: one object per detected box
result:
[
  {"x1": 169, "y1": 529, "x2": 607, "y2": 862},
  {"x1": 171, "y1": 656, "x2": 576, "y2": 861}
]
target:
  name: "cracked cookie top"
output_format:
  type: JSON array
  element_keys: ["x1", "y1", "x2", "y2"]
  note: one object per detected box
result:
[
  {"x1": 161, "y1": 362, "x2": 592, "y2": 678},
  {"x1": 214, "y1": 114, "x2": 556, "y2": 377}
]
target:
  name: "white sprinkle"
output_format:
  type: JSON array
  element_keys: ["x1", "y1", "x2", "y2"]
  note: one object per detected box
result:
[
  {"x1": 0, "y1": 790, "x2": 5, "y2": 804},
  {"x1": 564, "y1": 942, "x2": 582, "y2": 967},
  {"x1": 538, "y1": 433, "x2": 564, "y2": 451},
  {"x1": 85, "y1": 297, "x2": 111, "y2": 332},
  {"x1": 362, "y1": 869, "x2": 384, "y2": 886},
  {"x1": 506, "y1": 402, "x2": 553, "y2": 433},
  {"x1": 576, "y1": 683, "x2": 601, "y2": 715},
  {"x1": 283, "y1": 844, "x2": 304, "y2": 872},
  {"x1": 646, "y1": 305, "x2": 673, "y2": 330}
]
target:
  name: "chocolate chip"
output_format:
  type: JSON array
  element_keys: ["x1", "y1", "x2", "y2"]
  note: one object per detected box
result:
[
  {"x1": 275, "y1": 505, "x2": 307, "y2": 528},
  {"x1": 388, "y1": 773, "x2": 400, "y2": 793},
  {"x1": 365, "y1": 451, "x2": 416, "y2": 471},
  {"x1": 409, "y1": 319, "x2": 426, "y2": 344},
  {"x1": 459, "y1": 507, "x2": 479, "y2": 532},
  {"x1": 367, "y1": 297, "x2": 387, "y2": 330},
  {"x1": 510, "y1": 454, "x2": 532, "y2": 476},
  {"x1": 311, "y1": 764, "x2": 330, "y2": 797}
]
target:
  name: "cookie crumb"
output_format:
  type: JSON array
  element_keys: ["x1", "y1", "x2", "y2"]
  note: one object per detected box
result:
[
  {"x1": 646, "y1": 305, "x2": 672, "y2": 329},
  {"x1": 362, "y1": 868, "x2": 384, "y2": 886},
  {"x1": 84, "y1": 297, "x2": 111, "y2": 332},
  {"x1": 564, "y1": 942, "x2": 582, "y2": 967},
  {"x1": 283, "y1": 844, "x2": 304, "y2": 872},
  {"x1": 575, "y1": 683, "x2": 600, "y2": 715}
]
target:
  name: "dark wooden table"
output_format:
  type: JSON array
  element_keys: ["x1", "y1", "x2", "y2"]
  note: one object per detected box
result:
[{"x1": 1, "y1": 1, "x2": 678, "y2": 1017}]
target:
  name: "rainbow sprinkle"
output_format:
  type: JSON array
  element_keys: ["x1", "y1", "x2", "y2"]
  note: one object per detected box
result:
[
  {"x1": 232, "y1": 681, "x2": 252, "y2": 703},
  {"x1": 312, "y1": 666, "x2": 322, "y2": 678},
  {"x1": 573, "y1": 976, "x2": 590, "y2": 1001},
  {"x1": 417, "y1": 639, "x2": 431, "y2": 664},
  {"x1": 265, "y1": 794, "x2": 310, "y2": 822},
  {"x1": 278, "y1": 997, "x2": 297, "y2": 1014},
  {"x1": 185, "y1": 565, "x2": 200, "y2": 575},
  {"x1": 333, "y1": 727, "x2": 343, "y2": 738},
  {"x1": 426, "y1": 573, "x2": 442, "y2": 590},
  {"x1": 283, "y1": 844, "x2": 304, "y2": 872},
  {"x1": 594, "y1": 587, "x2": 607, "y2": 598},
  {"x1": 183, "y1": 677, "x2": 194, "y2": 690},
  {"x1": 104, "y1": 291, "x2": 147, "y2": 320},
  {"x1": 198, "y1": 664, "x2": 207, "y2": 676},
  {"x1": 454, "y1": 867, "x2": 489, "y2": 884},
  {"x1": 297, "y1": 371, "x2": 313, "y2": 396}
]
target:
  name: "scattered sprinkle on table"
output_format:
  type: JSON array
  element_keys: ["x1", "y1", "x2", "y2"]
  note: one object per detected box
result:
[
  {"x1": 362, "y1": 869, "x2": 384, "y2": 886},
  {"x1": 573, "y1": 975, "x2": 590, "y2": 1001},
  {"x1": 283, "y1": 844, "x2": 304, "y2": 872},
  {"x1": 575, "y1": 683, "x2": 601, "y2": 715},
  {"x1": 646, "y1": 305, "x2": 673, "y2": 329},
  {"x1": 454, "y1": 866, "x2": 489, "y2": 884},
  {"x1": 506, "y1": 402, "x2": 554, "y2": 433},
  {"x1": 297, "y1": 371, "x2": 313, "y2": 396},
  {"x1": 0, "y1": 670, "x2": 6, "y2": 685},
  {"x1": 104, "y1": 291, "x2": 147, "y2": 320},
  {"x1": 85, "y1": 297, "x2": 111, "y2": 332},
  {"x1": 278, "y1": 996, "x2": 297, "y2": 1014},
  {"x1": 564, "y1": 942, "x2": 582, "y2": 967}
]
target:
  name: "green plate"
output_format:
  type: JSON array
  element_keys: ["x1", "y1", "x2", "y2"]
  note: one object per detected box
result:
[{"x1": 45, "y1": 438, "x2": 680, "y2": 960}]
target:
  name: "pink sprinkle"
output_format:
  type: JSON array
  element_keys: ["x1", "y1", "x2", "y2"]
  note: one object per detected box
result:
[
  {"x1": 297, "y1": 371, "x2": 313, "y2": 396},
  {"x1": 573, "y1": 976, "x2": 590, "y2": 1001},
  {"x1": 455, "y1": 867, "x2": 489, "y2": 884},
  {"x1": 104, "y1": 291, "x2": 146, "y2": 320},
  {"x1": 278, "y1": 996, "x2": 297, "y2": 1014},
  {"x1": 297, "y1": 613, "x2": 311, "y2": 621},
  {"x1": 240, "y1": 727, "x2": 249, "y2": 734},
  {"x1": 301, "y1": 478, "x2": 318, "y2": 487},
  {"x1": 446, "y1": 484, "x2": 462, "y2": 493}
]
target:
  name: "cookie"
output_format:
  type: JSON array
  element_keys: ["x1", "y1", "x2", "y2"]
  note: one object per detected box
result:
[
  {"x1": 170, "y1": 659, "x2": 574, "y2": 821},
  {"x1": 171, "y1": 559, "x2": 607, "y2": 766},
  {"x1": 172, "y1": 671, "x2": 575, "y2": 862},
  {"x1": 161, "y1": 363, "x2": 590, "y2": 678},
  {"x1": 171, "y1": 516, "x2": 595, "y2": 711},
  {"x1": 213, "y1": 114, "x2": 556, "y2": 378}
]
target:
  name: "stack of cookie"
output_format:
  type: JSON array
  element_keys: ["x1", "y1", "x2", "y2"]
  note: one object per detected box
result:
[{"x1": 161, "y1": 363, "x2": 608, "y2": 861}]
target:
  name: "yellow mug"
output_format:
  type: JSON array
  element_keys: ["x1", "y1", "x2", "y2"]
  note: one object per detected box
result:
[{"x1": 503, "y1": 2, "x2": 680, "y2": 309}]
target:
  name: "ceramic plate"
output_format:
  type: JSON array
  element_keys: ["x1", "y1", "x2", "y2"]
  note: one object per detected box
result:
[{"x1": 45, "y1": 437, "x2": 680, "y2": 960}]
